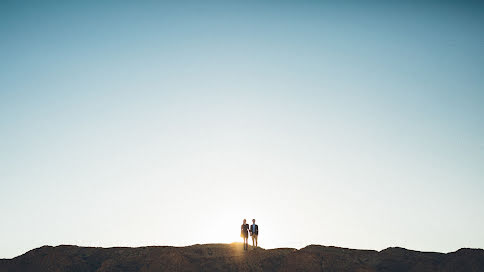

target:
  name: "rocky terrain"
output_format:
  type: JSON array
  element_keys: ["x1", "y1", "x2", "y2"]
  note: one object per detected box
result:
[{"x1": 1, "y1": 243, "x2": 483, "y2": 271}]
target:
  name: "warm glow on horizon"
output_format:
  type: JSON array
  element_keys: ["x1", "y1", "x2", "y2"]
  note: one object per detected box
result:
[{"x1": 1, "y1": 0, "x2": 483, "y2": 259}]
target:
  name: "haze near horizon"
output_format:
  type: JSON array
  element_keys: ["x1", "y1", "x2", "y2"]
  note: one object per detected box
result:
[{"x1": 1, "y1": 0, "x2": 483, "y2": 259}]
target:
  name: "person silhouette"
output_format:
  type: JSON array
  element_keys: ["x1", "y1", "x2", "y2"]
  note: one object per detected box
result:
[
  {"x1": 241, "y1": 219, "x2": 249, "y2": 250},
  {"x1": 250, "y1": 219, "x2": 258, "y2": 248}
]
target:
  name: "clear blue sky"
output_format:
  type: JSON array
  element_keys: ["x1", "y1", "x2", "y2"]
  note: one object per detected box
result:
[{"x1": 1, "y1": 0, "x2": 483, "y2": 258}]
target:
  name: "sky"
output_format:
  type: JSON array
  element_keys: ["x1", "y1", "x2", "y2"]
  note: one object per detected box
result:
[{"x1": 1, "y1": 0, "x2": 483, "y2": 259}]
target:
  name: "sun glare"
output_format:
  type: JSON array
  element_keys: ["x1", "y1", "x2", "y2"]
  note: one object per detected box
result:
[{"x1": 194, "y1": 209, "x2": 281, "y2": 250}]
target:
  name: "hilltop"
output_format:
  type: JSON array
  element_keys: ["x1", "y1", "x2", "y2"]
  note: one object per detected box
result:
[{"x1": 1, "y1": 243, "x2": 483, "y2": 271}]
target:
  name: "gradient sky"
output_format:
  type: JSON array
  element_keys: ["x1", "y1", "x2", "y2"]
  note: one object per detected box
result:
[{"x1": 1, "y1": 0, "x2": 483, "y2": 259}]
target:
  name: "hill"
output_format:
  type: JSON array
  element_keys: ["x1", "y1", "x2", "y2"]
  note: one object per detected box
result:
[{"x1": 1, "y1": 243, "x2": 483, "y2": 271}]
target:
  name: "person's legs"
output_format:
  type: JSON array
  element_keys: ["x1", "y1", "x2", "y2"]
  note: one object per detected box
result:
[
  {"x1": 251, "y1": 236, "x2": 255, "y2": 246},
  {"x1": 254, "y1": 235, "x2": 258, "y2": 247}
]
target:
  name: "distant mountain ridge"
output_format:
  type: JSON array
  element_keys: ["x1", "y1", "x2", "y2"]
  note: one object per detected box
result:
[{"x1": 1, "y1": 243, "x2": 483, "y2": 271}]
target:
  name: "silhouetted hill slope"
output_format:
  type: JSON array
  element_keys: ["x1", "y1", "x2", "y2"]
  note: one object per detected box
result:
[{"x1": 1, "y1": 243, "x2": 483, "y2": 271}]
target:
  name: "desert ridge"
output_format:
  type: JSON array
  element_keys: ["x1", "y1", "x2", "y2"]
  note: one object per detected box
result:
[{"x1": 1, "y1": 243, "x2": 483, "y2": 271}]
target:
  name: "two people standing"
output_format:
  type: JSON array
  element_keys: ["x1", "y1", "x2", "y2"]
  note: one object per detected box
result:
[{"x1": 241, "y1": 219, "x2": 259, "y2": 250}]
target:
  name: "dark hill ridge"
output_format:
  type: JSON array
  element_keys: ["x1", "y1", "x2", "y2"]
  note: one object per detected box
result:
[{"x1": 1, "y1": 243, "x2": 483, "y2": 272}]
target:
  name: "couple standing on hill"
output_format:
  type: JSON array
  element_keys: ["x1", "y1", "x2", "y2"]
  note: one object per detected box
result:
[{"x1": 241, "y1": 219, "x2": 259, "y2": 250}]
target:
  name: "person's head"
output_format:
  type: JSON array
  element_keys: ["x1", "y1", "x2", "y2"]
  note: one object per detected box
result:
[
  {"x1": 243, "y1": 219, "x2": 246, "y2": 224},
  {"x1": 252, "y1": 219, "x2": 255, "y2": 224}
]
